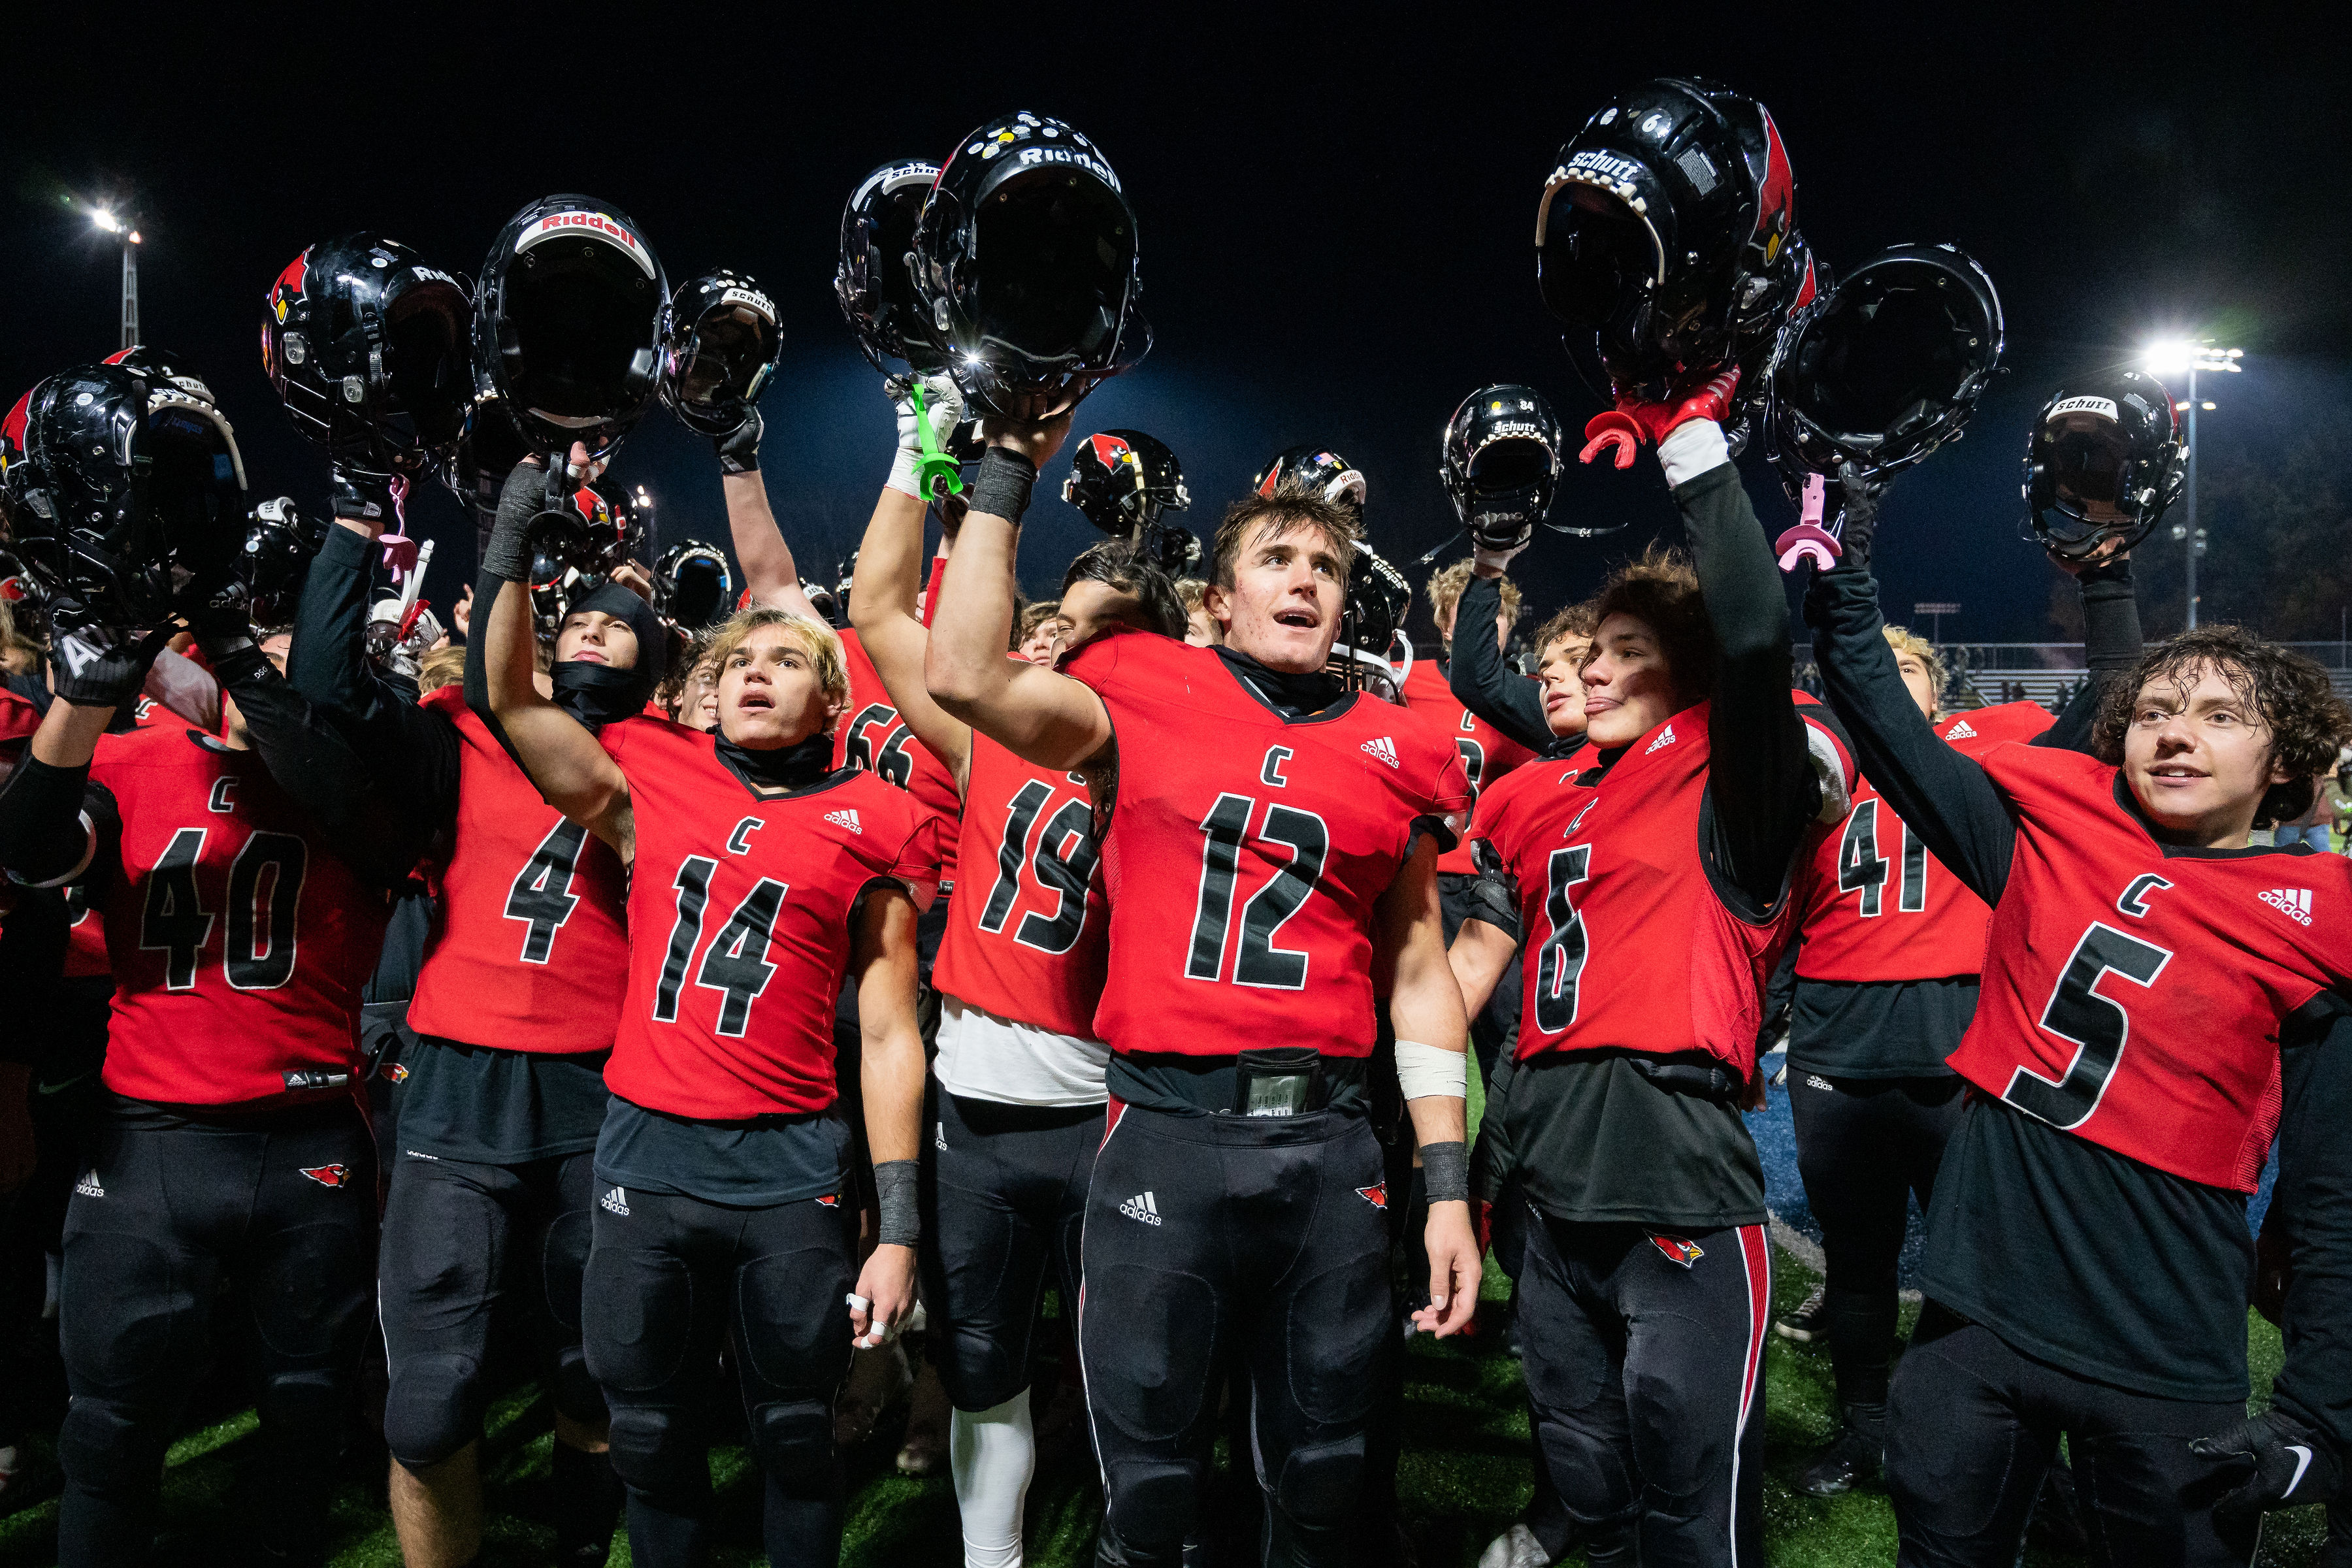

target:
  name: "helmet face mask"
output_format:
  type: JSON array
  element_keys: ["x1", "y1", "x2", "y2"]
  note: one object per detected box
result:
[
  {"x1": 1441, "y1": 385, "x2": 1566, "y2": 548},
  {"x1": 2021, "y1": 373, "x2": 2184, "y2": 560},
  {"x1": 476, "y1": 198, "x2": 666, "y2": 457},
  {"x1": 261, "y1": 234, "x2": 471, "y2": 474},
  {"x1": 661, "y1": 271, "x2": 781, "y2": 436}
]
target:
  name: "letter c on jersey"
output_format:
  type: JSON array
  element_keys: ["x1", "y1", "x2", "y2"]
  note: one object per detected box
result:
[
  {"x1": 2115, "y1": 873, "x2": 2174, "y2": 919},
  {"x1": 208, "y1": 777, "x2": 238, "y2": 813},
  {"x1": 727, "y1": 816, "x2": 763, "y2": 855},
  {"x1": 1260, "y1": 747, "x2": 1292, "y2": 788}
]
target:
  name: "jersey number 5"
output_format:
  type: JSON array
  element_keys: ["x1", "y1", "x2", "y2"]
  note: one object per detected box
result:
[
  {"x1": 1185, "y1": 792, "x2": 1330, "y2": 990},
  {"x1": 2001, "y1": 922, "x2": 2171, "y2": 1130}
]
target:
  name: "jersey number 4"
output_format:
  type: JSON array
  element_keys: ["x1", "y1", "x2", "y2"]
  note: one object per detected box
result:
[
  {"x1": 979, "y1": 779, "x2": 1097, "y2": 956},
  {"x1": 1185, "y1": 792, "x2": 1330, "y2": 990},
  {"x1": 2001, "y1": 922, "x2": 2171, "y2": 1130},
  {"x1": 1837, "y1": 799, "x2": 1925, "y2": 917},
  {"x1": 653, "y1": 856, "x2": 789, "y2": 1037},
  {"x1": 139, "y1": 827, "x2": 308, "y2": 992},
  {"x1": 506, "y1": 819, "x2": 592, "y2": 964}
]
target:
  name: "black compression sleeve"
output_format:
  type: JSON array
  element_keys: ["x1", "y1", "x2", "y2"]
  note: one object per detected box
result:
[
  {"x1": 2266, "y1": 994, "x2": 2352, "y2": 1452},
  {"x1": 0, "y1": 757, "x2": 108, "y2": 888},
  {"x1": 1447, "y1": 574, "x2": 1551, "y2": 753},
  {"x1": 464, "y1": 563, "x2": 546, "y2": 779},
  {"x1": 2035, "y1": 560, "x2": 2144, "y2": 755},
  {"x1": 1805, "y1": 562, "x2": 2017, "y2": 906},
  {"x1": 1679, "y1": 464, "x2": 1814, "y2": 912}
]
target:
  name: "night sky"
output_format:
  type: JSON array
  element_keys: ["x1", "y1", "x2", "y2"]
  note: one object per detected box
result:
[{"x1": 6, "y1": 10, "x2": 2345, "y2": 646}]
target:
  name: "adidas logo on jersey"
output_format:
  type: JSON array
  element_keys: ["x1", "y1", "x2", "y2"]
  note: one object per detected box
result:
[
  {"x1": 601, "y1": 1185, "x2": 631, "y2": 1217},
  {"x1": 2261, "y1": 887, "x2": 2314, "y2": 926},
  {"x1": 1943, "y1": 718, "x2": 1978, "y2": 740},
  {"x1": 825, "y1": 808, "x2": 862, "y2": 834},
  {"x1": 1119, "y1": 1190, "x2": 1164, "y2": 1226},
  {"x1": 1362, "y1": 736, "x2": 1399, "y2": 768},
  {"x1": 1644, "y1": 723, "x2": 1678, "y2": 755},
  {"x1": 74, "y1": 1170, "x2": 105, "y2": 1199}
]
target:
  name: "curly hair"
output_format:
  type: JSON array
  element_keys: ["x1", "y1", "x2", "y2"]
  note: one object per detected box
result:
[
  {"x1": 2093, "y1": 625, "x2": 2352, "y2": 827},
  {"x1": 1426, "y1": 558, "x2": 1524, "y2": 638},
  {"x1": 1531, "y1": 600, "x2": 1598, "y2": 661},
  {"x1": 1583, "y1": 544, "x2": 1714, "y2": 702}
]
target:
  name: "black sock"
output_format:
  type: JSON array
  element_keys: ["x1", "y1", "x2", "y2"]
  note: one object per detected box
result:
[{"x1": 552, "y1": 1438, "x2": 623, "y2": 1565}]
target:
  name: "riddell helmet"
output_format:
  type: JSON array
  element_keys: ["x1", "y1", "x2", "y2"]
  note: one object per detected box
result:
[
  {"x1": 1252, "y1": 446, "x2": 1367, "y2": 515},
  {"x1": 1062, "y1": 429, "x2": 1189, "y2": 536},
  {"x1": 528, "y1": 479, "x2": 624, "y2": 578},
  {"x1": 104, "y1": 345, "x2": 218, "y2": 407},
  {"x1": 659, "y1": 270, "x2": 781, "y2": 436},
  {"x1": 1441, "y1": 385, "x2": 1570, "y2": 548},
  {"x1": 1, "y1": 363, "x2": 248, "y2": 629},
  {"x1": 1765, "y1": 244, "x2": 2004, "y2": 496},
  {"x1": 261, "y1": 233, "x2": 471, "y2": 472},
  {"x1": 653, "y1": 539, "x2": 732, "y2": 630},
  {"x1": 1537, "y1": 79, "x2": 1805, "y2": 394},
  {"x1": 836, "y1": 161, "x2": 945, "y2": 372},
  {"x1": 2022, "y1": 370, "x2": 2185, "y2": 561},
  {"x1": 913, "y1": 112, "x2": 1151, "y2": 418},
  {"x1": 241, "y1": 496, "x2": 328, "y2": 625},
  {"x1": 474, "y1": 196, "x2": 666, "y2": 456}
]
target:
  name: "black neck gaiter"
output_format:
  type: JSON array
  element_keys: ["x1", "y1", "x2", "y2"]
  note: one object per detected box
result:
[
  {"x1": 1215, "y1": 645, "x2": 1345, "y2": 719},
  {"x1": 715, "y1": 730, "x2": 836, "y2": 792}
]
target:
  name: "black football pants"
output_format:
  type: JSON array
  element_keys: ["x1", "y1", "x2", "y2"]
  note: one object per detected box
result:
[
  {"x1": 1788, "y1": 1072, "x2": 1963, "y2": 1411},
  {"x1": 919, "y1": 1085, "x2": 1098, "y2": 1413},
  {"x1": 1079, "y1": 1102, "x2": 1390, "y2": 1568},
  {"x1": 377, "y1": 1147, "x2": 606, "y2": 1465},
  {"x1": 56, "y1": 1100, "x2": 376, "y2": 1568},
  {"x1": 582, "y1": 1182, "x2": 855, "y2": 1568},
  {"x1": 1886, "y1": 1309, "x2": 2258, "y2": 1568},
  {"x1": 1516, "y1": 1210, "x2": 1771, "y2": 1567}
]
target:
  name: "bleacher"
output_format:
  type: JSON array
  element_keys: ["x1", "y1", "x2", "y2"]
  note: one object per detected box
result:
[{"x1": 1791, "y1": 642, "x2": 2352, "y2": 714}]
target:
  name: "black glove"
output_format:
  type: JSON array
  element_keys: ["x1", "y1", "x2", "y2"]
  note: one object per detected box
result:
[
  {"x1": 482, "y1": 456, "x2": 551, "y2": 585},
  {"x1": 1829, "y1": 461, "x2": 1887, "y2": 576},
  {"x1": 331, "y1": 459, "x2": 406, "y2": 530},
  {"x1": 714, "y1": 406, "x2": 762, "y2": 476},
  {"x1": 2189, "y1": 1411, "x2": 2342, "y2": 1520},
  {"x1": 184, "y1": 574, "x2": 255, "y2": 658},
  {"x1": 50, "y1": 625, "x2": 176, "y2": 710}
]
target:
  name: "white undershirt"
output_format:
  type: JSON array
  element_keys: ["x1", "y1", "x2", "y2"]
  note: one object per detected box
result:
[{"x1": 932, "y1": 996, "x2": 1109, "y2": 1108}]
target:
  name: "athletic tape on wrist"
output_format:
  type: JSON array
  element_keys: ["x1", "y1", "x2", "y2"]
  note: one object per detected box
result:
[
  {"x1": 1394, "y1": 1039, "x2": 1467, "y2": 1102},
  {"x1": 874, "y1": 1158, "x2": 919, "y2": 1247},
  {"x1": 967, "y1": 447, "x2": 1037, "y2": 525},
  {"x1": 1658, "y1": 419, "x2": 1730, "y2": 489},
  {"x1": 1420, "y1": 1141, "x2": 1470, "y2": 1205}
]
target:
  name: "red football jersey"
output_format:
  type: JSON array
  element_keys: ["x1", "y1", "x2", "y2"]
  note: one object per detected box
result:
[
  {"x1": 403, "y1": 687, "x2": 634, "y2": 1053},
  {"x1": 1062, "y1": 633, "x2": 1470, "y2": 1060},
  {"x1": 1400, "y1": 658, "x2": 1536, "y2": 875},
  {"x1": 90, "y1": 727, "x2": 391, "y2": 1105},
  {"x1": 0, "y1": 683, "x2": 37, "y2": 744},
  {"x1": 835, "y1": 627, "x2": 962, "y2": 885},
  {"x1": 1793, "y1": 706, "x2": 2054, "y2": 983},
  {"x1": 600, "y1": 719, "x2": 942, "y2": 1119},
  {"x1": 1947, "y1": 743, "x2": 2352, "y2": 1192},
  {"x1": 930, "y1": 733, "x2": 1107, "y2": 1039},
  {"x1": 1478, "y1": 702, "x2": 1851, "y2": 1077}
]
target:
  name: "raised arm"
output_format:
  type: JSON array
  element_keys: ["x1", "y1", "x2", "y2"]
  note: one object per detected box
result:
[
  {"x1": 924, "y1": 421, "x2": 1114, "y2": 774},
  {"x1": 0, "y1": 632, "x2": 160, "y2": 889},
  {"x1": 478, "y1": 455, "x2": 634, "y2": 859},
  {"x1": 1449, "y1": 568, "x2": 1552, "y2": 751},
  {"x1": 715, "y1": 411, "x2": 820, "y2": 621},
  {"x1": 2036, "y1": 555, "x2": 2142, "y2": 754}
]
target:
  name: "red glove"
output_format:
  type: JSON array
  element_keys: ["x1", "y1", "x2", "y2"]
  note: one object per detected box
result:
[{"x1": 1578, "y1": 368, "x2": 1742, "y2": 469}]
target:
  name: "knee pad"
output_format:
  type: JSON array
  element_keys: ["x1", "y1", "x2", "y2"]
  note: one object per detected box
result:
[
  {"x1": 936, "y1": 1331, "x2": 1027, "y2": 1416},
  {"x1": 547, "y1": 1345, "x2": 608, "y2": 1429},
  {"x1": 382, "y1": 1353, "x2": 484, "y2": 1469},
  {"x1": 1103, "y1": 1460, "x2": 1200, "y2": 1550},
  {"x1": 748, "y1": 1397, "x2": 832, "y2": 1488},
  {"x1": 57, "y1": 1396, "x2": 167, "y2": 1495},
  {"x1": 1273, "y1": 1434, "x2": 1364, "y2": 1526},
  {"x1": 605, "y1": 1404, "x2": 704, "y2": 1503}
]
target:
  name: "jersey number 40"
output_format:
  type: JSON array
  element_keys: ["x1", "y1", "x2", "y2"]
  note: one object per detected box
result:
[{"x1": 140, "y1": 827, "x2": 307, "y2": 992}]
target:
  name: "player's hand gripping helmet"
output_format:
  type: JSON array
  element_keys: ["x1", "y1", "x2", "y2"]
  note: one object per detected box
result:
[
  {"x1": 473, "y1": 197, "x2": 666, "y2": 457},
  {"x1": 1063, "y1": 430, "x2": 1189, "y2": 534},
  {"x1": 659, "y1": 270, "x2": 781, "y2": 437},
  {"x1": 2021, "y1": 370, "x2": 2185, "y2": 561},
  {"x1": 1252, "y1": 447, "x2": 1367, "y2": 515},
  {"x1": 241, "y1": 496, "x2": 328, "y2": 626},
  {"x1": 1441, "y1": 386, "x2": 1569, "y2": 549},
  {"x1": 261, "y1": 234, "x2": 471, "y2": 473},
  {"x1": 913, "y1": 112, "x2": 1151, "y2": 419},
  {"x1": 1765, "y1": 244, "x2": 2004, "y2": 498},
  {"x1": 653, "y1": 540, "x2": 732, "y2": 631},
  {"x1": 1537, "y1": 79, "x2": 1807, "y2": 405},
  {"x1": 837, "y1": 161, "x2": 945, "y2": 372},
  {"x1": 1, "y1": 362, "x2": 247, "y2": 629}
]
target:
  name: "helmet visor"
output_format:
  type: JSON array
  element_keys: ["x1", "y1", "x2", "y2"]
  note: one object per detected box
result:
[
  {"x1": 1537, "y1": 182, "x2": 1666, "y2": 328},
  {"x1": 1793, "y1": 267, "x2": 1989, "y2": 444},
  {"x1": 144, "y1": 404, "x2": 244, "y2": 579},
  {"x1": 1468, "y1": 436, "x2": 1552, "y2": 494}
]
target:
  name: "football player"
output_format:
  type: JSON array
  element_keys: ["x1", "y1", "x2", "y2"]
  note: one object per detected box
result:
[
  {"x1": 1448, "y1": 376, "x2": 1857, "y2": 1568},
  {"x1": 1807, "y1": 492, "x2": 2352, "y2": 1566},
  {"x1": 926, "y1": 418, "x2": 1479, "y2": 1568},
  {"x1": 849, "y1": 373, "x2": 1184, "y2": 1568},
  {"x1": 478, "y1": 460, "x2": 936, "y2": 1568}
]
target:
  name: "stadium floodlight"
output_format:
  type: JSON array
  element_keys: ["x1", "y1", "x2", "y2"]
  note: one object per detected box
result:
[{"x1": 2140, "y1": 341, "x2": 2247, "y2": 628}]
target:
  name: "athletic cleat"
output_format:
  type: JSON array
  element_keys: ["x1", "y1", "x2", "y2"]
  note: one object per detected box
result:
[
  {"x1": 1798, "y1": 1422, "x2": 1882, "y2": 1496},
  {"x1": 1774, "y1": 1284, "x2": 1826, "y2": 1342},
  {"x1": 1477, "y1": 1522, "x2": 1556, "y2": 1568}
]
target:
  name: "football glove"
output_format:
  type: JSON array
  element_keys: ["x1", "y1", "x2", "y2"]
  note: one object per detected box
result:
[{"x1": 2190, "y1": 1410, "x2": 2342, "y2": 1520}]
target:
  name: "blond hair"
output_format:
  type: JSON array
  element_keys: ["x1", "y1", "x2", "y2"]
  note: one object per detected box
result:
[
  {"x1": 1427, "y1": 558, "x2": 1523, "y2": 636},
  {"x1": 416, "y1": 645, "x2": 466, "y2": 694},
  {"x1": 1173, "y1": 578, "x2": 1209, "y2": 615},
  {"x1": 706, "y1": 608, "x2": 850, "y2": 709},
  {"x1": 1882, "y1": 625, "x2": 1948, "y2": 713}
]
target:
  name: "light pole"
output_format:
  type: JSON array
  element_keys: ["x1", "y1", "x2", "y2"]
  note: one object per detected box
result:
[
  {"x1": 90, "y1": 207, "x2": 143, "y2": 350},
  {"x1": 2143, "y1": 341, "x2": 2241, "y2": 629}
]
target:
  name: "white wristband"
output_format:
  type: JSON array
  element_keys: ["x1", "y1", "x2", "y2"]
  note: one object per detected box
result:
[
  {"x1": 1394, "y1": 1039, "x2": 1467, "y2": 1102},
  {"x1": 886, "y1": 448, "x2": 927, "y2": 501},
  {"x1": 1658, "y1": 419, "x2": 1730, "y2": 489}
]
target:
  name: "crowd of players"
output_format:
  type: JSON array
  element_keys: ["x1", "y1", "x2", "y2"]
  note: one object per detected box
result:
[{"x1": 3, "y1": 91, "x2": 2351, "y2": 1568}]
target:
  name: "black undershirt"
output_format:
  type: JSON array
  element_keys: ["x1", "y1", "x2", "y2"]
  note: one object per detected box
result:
[
  {"x1": 1787, "y1": 975, "x2": 1976, "y2": 1079},
  {"x1": 593, "y1": 1094, "x2": 848, "y2": 1207},
  {"x1": 395, "y1": 1036, "x2": 612, "y2": 1163}
]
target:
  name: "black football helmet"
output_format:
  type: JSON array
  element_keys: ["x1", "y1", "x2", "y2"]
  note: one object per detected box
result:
[
  {"x1": 241, "y1": 497, "x2": 328, "y2": 625},
  {"x1": 2023, "y1": 370, "x2": 2185, "y2": 561},
  {"x1": 474, "y1": 197, "x2": 666, "y2": 457},
  {"x1": 451, "y1": 398, "x2": 534, "y2": 524},
  {"x1": 104, "y1": 346, "x2": 218, "y2": 407},
  {"x1": 1252, "y1": 446, "x2": 1366, "y2": 515},
  {"x1": 1, "y1": 363, "x2": 247, "y2": 629},
  {"x1": 1441, "y1": 385, "x2": 1569, "y2": 547},
  {"x1": 1766, "y1": 244, "x2": 2003, "y2": 496},
  {"x1": 261, "y1": 234, "x2": 470, "y2": 472},
  {"x1": 1335, "y1": 542, "x2": 1413, "y2": 696},
  {"x1": 1062, "y1": 429, "x2": 1188, "y2": 536},
  {"x1": 527, "y1": 478, "x2": 625, "y2": 578},
  {"x1": 837, "y1": 161, "x2": 945, "y2": 372},
  {"x1": 659, "y1": 270, "x2": 781, "y2": 437},
  {"x1": 653, "y1": 540, "x2": 732, "y2": 630},
  {"x1": 912, "y1": 112, "x2": 1150, "y2": 418},
  {"x1": 1537, "y1": 79, "x2": 1804, "y2": 395}
]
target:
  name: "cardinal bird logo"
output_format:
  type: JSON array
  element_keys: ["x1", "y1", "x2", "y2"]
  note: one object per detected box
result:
[
  {"x1": 815, "y1": 1191, "x2": 841, "y2": 1209},
  {"x1": 1356, "y1": 1182, "x2": 1389, "y2": 1211},
  {"x1": 1, "y1": 387, "x2": 32, "y2": 478},
  {"x1": 1086, "y1": 433, "x2": 1134, "y2": 470},
  {"x1": 301, "y1": 1164, "x2": 352, "y2": 1188},
  {"x1": 1753, "y1": 107, "x2": 1795, "y2": 261},
  {"x1": 269, "y1": 250, "x2": 310, "y2": 325},
  {"x1": 387, "y1": 1064, "x2": 410, "y2": 1084},
  {"x1": 1650, "y1": 1233, "x2": 1705, "y2": 1267}
]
